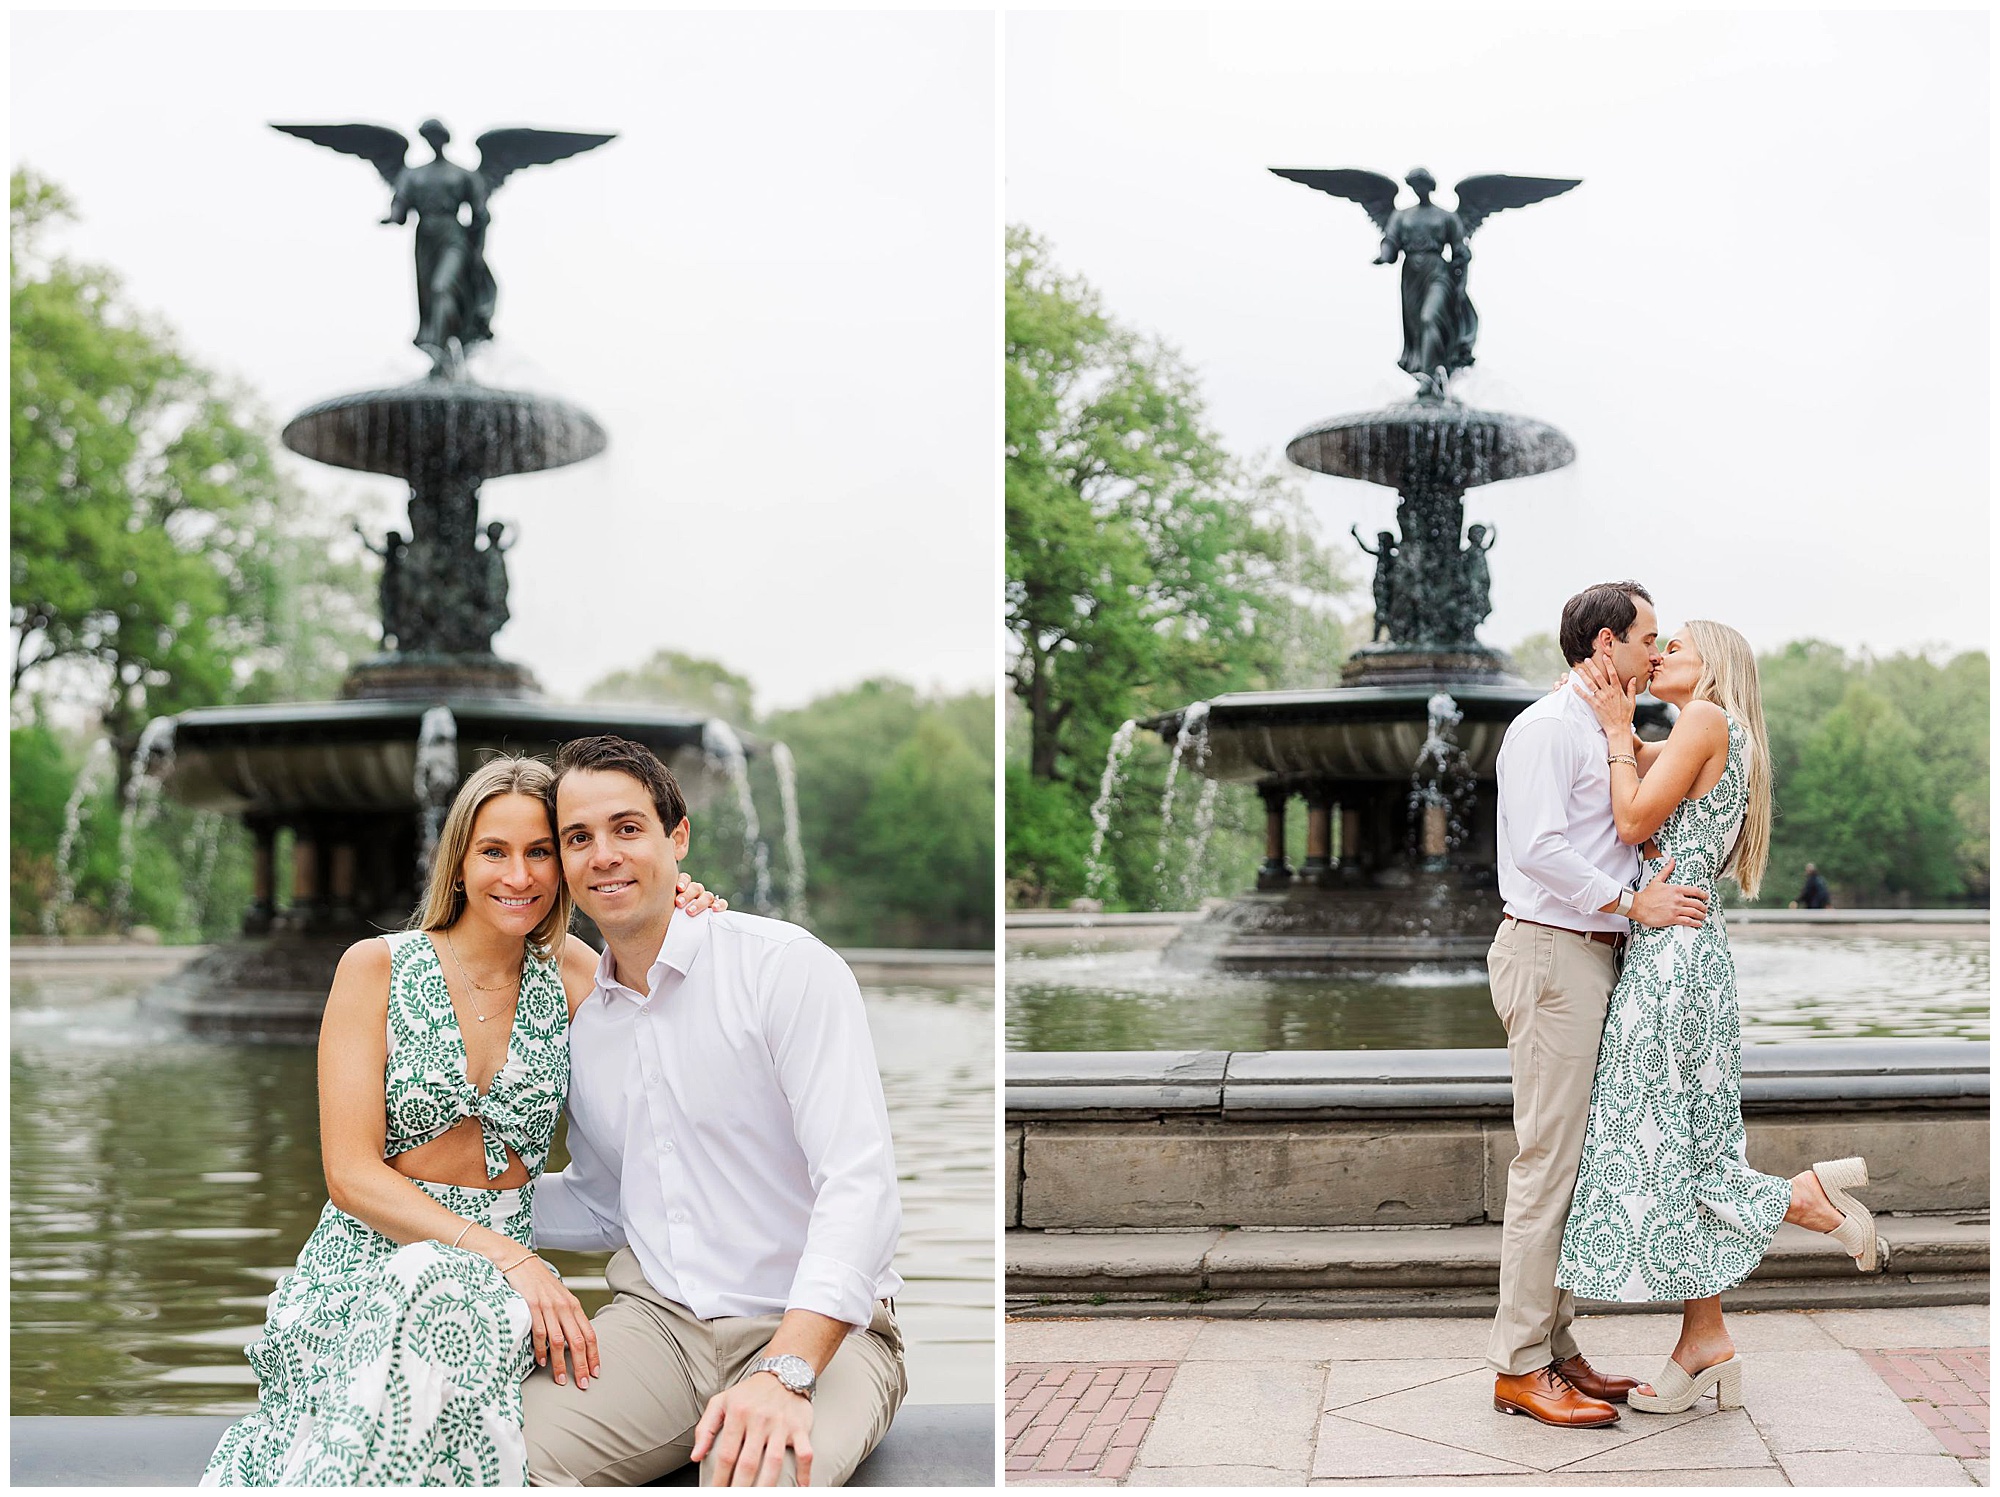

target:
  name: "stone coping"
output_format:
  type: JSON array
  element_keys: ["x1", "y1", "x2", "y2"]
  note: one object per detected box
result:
[
  {"x1": 1007, "y1": 907, "x2": 1988, "y2": 928},
  {"x1": 8, "y1": 1406, "x2": 994, "y2": 1487},
  {"x1": 1007, "y1": 1039, "x2": 1990, "y2": 1118}
]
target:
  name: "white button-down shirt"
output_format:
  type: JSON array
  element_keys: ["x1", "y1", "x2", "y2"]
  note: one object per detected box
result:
[
  {"x1": 1495, "y1": 685, "x2": 1642, "y2": 933},
  {"x1": 532, "y1": 910, "x2": 903, "y2": 1327}
]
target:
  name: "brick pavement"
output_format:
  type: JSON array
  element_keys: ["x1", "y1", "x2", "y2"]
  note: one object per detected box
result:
[
  {"x1": 1005, "y1": 1361, "x2": 1176, "y2": 1482},
  {"x1": 1861, "y1": 1346, "x2": 1990, "y2": 1462}
]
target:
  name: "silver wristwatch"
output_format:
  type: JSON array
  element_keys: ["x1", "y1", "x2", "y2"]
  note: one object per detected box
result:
[{"x1": 746, "y1": 1353, "x2": 816, "y2": 1401}]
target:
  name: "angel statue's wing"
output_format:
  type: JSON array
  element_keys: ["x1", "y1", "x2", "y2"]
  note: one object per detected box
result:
[
  {"x1": 1269, "y1": 168, "x2": 1402, "y2": 234},
  {"x1": 474, "y1": 128, "x2": 618, "y2": 194},
  {"x1": 1451, "y1": 174, "x2": 1581, "y2": 240},
  {"x1": 271, "y1": 123, "x2": 410, "y2": 188}
]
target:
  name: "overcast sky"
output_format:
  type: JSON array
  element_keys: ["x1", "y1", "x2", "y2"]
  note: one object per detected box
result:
[
  {"x1": 12, "y1": 9, "x2": 996, "y2": 711},
  {"x1": 1007, "y1": 9, "x2": 1990, "y2": 660}
]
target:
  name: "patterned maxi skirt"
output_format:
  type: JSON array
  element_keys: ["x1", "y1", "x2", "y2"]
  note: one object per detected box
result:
[
  {"x1": 1554, "y1": 919, "x2": 1792, "y2": 1302},
  {"x1": 203, "y1": 1180, "x2": 542, "y2": 1486}
]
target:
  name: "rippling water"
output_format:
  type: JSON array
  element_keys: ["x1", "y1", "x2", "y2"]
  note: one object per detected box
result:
[
  {"x1": 11, "y1": 959, "x2": 993, "y2": 1415},
  {"x1": 1005, "y1": 933, "x2": 1989, "y2": 1052}
]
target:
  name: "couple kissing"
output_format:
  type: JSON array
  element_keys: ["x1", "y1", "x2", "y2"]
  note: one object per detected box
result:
[
  {"x1": 1487, "y1": 581, "x2": 1879, "y2": 1425},
  {"x1": 205, "y1": 734, "x2": 905, "y2": 1487}
]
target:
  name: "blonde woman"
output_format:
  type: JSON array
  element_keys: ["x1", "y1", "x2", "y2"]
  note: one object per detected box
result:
[
  {"x1": 205, "y1": 757, "x2": 723, "y2": 1485},
  {"x1": 1553, "y1": 621, "x2": 1877, "y2": 1415}
]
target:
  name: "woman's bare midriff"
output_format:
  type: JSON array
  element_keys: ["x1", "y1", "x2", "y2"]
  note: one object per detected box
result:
[{"x1": 389, "y1": 1117, "x2": 530, "y2": 1190}]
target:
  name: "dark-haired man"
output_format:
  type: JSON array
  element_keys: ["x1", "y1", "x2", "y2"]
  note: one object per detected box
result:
[
  {"x1": 1486, "y1": 582, "x2": 1711, "y2": 1427},
  {"x1": 523, "y1": 736, "x2": 905, "y2": 1486}
]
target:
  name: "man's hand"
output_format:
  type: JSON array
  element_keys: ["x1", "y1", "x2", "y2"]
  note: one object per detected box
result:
[
  {"x1": 1628, "y1": 855, "x2": 1708, "y2": 928},
  {"x1": 693, "y1": 1373, "x2": 815, "y2": 1487}
]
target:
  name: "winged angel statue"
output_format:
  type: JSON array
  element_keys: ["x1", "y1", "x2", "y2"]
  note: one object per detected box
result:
[
  {"x1": 1272, "y1": 167, "x2": 1579, "y2": 395},
  {"x1": 273, "y1": 119, "x2": 615, "y2": 373}
]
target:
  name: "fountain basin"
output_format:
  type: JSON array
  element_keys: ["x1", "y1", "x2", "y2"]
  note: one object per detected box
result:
[
  {"x1": 1150, "y1": 684, "x2": 1549, "y2": 784},
  {"x1": 283, "y1": 380, "x2": 606, "y2": 480},
  {"x1": 163, "y1": 697, "x2": 715, "y2": 814},
  {"x1": 1286, "y1": 399, "x2": 1574, "y2": 490}
]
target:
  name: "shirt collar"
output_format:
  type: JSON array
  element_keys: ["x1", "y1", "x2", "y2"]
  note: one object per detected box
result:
[{"x1": 593, "y1": 909, "x2": 713, "y2": 1004}]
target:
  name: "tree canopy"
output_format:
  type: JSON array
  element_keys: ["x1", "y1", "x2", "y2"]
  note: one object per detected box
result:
[
  {"x1": 1004, "y1": 226, "x2": 1354, "y2": 907},
  {"x1": 11, "y1": 168, "x2": 372, "y2": 935}
]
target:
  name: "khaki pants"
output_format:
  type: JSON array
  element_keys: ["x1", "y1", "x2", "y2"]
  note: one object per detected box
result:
[
  {"x1": 1485, "y1": 916, "x2": 1619, "y2": 1377},
  {"x1": 523, "y1": 1248, "x2": 906, "y2": 1487}
]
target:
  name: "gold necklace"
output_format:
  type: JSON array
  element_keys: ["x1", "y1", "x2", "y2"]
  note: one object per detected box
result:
[{"x1": 443, "y1": 930, "x2": 521, "y2": 1022}]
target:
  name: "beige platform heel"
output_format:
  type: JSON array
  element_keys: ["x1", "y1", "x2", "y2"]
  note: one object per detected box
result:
[
  {"x1": 1812, "y1": 1156, "x2": 1879, "y2": 1272},
  {"x1": 1627, "y1": 1355, "x2": 1744, "y2": 1414}
]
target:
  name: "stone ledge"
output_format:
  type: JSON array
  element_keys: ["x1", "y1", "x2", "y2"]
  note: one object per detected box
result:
[
  {"x1": 8, "y1": 1406, "x2": 994, "y2": 1487},
  {"x1": 1008, "y1": 1041, "x2": 1990, "y2": 1120},
  {"x1": 1007, "y1": 1217, "x2": 1989, "y2": 1310}
]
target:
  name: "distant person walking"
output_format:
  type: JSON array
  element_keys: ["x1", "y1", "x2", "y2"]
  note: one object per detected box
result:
[{"x1": 1799, "y1": 863, "x2": 1832, "y2": 909}]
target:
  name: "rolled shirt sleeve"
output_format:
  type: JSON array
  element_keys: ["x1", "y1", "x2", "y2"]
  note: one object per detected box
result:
[
  {"x1": 762, "y1": 937, "x2": 903, "y2": 1328},
  {"x1": 1500, "y1": 719, "x2": 1631, "y2": 918}
]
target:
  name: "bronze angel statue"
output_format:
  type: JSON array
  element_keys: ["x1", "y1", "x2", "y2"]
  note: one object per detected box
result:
[
  {"x1": 1271, "y1": 167, "x2": 1579, "y2": 395},
  {"x1": 273, "y1": 119, "x2": 616, "y2": 373}
]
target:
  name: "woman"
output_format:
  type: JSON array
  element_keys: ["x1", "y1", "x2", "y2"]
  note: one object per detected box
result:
[
  {"x1": 204, "y1": 757, "x2": 723, "y2": 1485},
  {"x1": 1553, "y1": 621, "x2": 1877, "y2": 1414}
]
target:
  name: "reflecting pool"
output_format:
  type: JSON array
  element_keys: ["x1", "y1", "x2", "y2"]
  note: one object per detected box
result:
[
  {"x1": 11, "y1": 954, "x2": 993, "y2": 1415},
  {"x1": 1005, "y1": 932, "x2": 1989, "y2": 1052}
]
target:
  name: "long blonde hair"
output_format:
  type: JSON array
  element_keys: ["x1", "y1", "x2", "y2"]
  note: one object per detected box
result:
[
  {"x1": 411, "y1": 756, "x2": 570, "y2": 956},
  {"x1": 1682, "y1": 620, "x2": 1772, "y2": 900}
]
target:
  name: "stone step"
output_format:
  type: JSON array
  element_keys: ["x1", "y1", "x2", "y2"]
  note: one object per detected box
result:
[{"x1": 1007, "y1": 1216, "x2": 1989, "y2": 1315}]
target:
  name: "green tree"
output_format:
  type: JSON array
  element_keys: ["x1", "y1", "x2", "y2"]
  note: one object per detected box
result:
[
  {"x1": 11, "y1": 169, "x2": 372, "y2": 936},
  {"x1": 1782, "y1": 682, "x2": 1961, "y2": 903},
  {"x1": 855, "y1": 716, "x2": 993, "y2": 946},
  {"x1": 1005, "y1": 226, "x2": 1292, "y2": 782},
  {"x1": 11, "y1": 168, "x2": 372, "y2": 767},
  {"x1": 1004, "y1": 227, "x2": 1354, "y2": 909}
]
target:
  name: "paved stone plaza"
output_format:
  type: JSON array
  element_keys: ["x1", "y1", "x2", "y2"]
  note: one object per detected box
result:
[{"x1": 1006, "y1": 1304, "x2": 1988, "y2": 1486}]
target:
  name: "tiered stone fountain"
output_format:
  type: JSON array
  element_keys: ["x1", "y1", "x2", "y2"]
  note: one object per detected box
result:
[
  {"x1": 139, "y1": 118, "x2": 739, "y2": 1037},
  {"x1": 1154, "y1": 165, "x2": 1663, "y2": 971}
]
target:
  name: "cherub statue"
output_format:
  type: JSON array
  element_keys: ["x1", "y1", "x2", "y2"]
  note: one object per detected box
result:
[
  {"x1": 355, "y1": 525, "x2": 410, "y2": 648},
  {"x1": 1271, "y1": 166, "x2": 1580, "y2": 396},
  {"x1": 272, "y1": 119, "x2": 616, "y2": 374},
  {"x1": 1458, "y1": 523, "x2": 1497, "y2": 638},
  {"x1": 476, "y1": 520, "x2": 515, "y2": 642},
  {"x1": 1351, "y1": 525, "x2": 1402, "y2": 643}
]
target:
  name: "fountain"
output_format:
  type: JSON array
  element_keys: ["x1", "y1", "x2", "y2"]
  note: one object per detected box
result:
[
  {"x1": 1155, "y1": 165, "x2": 1665, "y2": 972},
  {"x1": 136, "y1": 117, "x2": 748, "y2": 1039}
]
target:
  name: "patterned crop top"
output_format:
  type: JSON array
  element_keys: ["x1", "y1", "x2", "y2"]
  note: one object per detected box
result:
[{"x1": 378, "y1": 929, "x2": 571, "y2": 1181}]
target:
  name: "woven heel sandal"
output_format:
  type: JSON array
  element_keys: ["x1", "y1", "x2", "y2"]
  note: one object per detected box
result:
[
  {"x1": 1812, "y1": 1156, "x2": 1879, "y2": 1272},
  {"x1": 1627, "y1": 1355, "x2": 1743, "y2": 1414}
]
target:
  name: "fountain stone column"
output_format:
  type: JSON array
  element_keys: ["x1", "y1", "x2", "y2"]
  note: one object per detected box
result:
[{"x1": 1256, "y1": 784, "x2": 1294, "y2": 890}]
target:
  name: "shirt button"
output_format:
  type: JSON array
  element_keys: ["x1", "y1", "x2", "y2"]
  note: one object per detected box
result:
[
  {"x1": 639, "y1": 1005, "x2": 650, "y2": 1016},
  {"x1": 664, "y1": 1140, "x2": 675, "y2": 1152},
  {"x1": 674, "y1": 1212, "x2": 688, "y2": 1224}
]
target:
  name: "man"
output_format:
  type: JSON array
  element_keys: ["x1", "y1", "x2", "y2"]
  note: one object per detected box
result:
[
  {"x1": 1487, "y1": 581, "x2": 1711, "y2": 1427},
  {"x1": 524, "y1": 735, "x2": 905, "y2": 1486}
]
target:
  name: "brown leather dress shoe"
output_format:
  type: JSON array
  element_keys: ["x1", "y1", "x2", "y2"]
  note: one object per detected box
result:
[
  {"x1": 1554, "y1": 1353, "x2": 1641, "y2": 1404},
  {"x1": 1493, "y1": 1364, "x2": 1620, "y2": 1427}
]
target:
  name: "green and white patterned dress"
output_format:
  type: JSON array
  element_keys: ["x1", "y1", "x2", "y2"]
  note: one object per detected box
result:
[
  {"x1": 204, "y1": 929, "x2": 570, "y2": 1486},
  {"x1": 1555, "y1": 717, "x2": 1791, "y2": 1303}
]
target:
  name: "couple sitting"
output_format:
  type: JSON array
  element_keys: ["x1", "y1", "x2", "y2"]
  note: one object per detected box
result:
[
  {"x1": 1488, "y1": 582, "x2": 1878, "y2": 1425},
  {"x1": 204, "y1": 735, "x2": 904, "y2": 1486}
]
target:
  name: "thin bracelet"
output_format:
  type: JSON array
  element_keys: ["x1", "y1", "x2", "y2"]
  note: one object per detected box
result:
[
  {"x1": 1608, "y1": 753, "x2": 1638, "y2": 769},
  {"x1": 450, "y1": 1221, "x2": 474, "y2": 1250},
  {"x1": 497, "y1": 1249, "x2": 538, "y2": 1274}
]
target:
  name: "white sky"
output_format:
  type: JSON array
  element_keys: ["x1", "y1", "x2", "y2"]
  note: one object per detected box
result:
[
  {"x1": 1006, "y1": 9, "x2": 1991, "y2": 660},
  {"x1": 11, "y1": 9, "x2": 997, "y2": 711}
]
